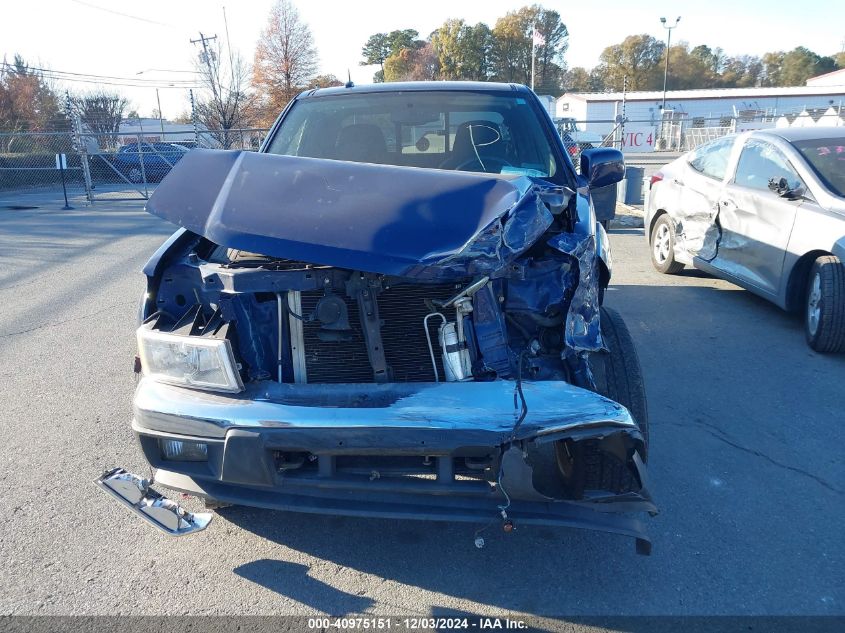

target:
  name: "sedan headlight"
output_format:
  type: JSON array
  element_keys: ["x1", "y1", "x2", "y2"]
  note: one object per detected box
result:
[{"x1": 137, "y1": 326, "x2": 243, "y2": 393}]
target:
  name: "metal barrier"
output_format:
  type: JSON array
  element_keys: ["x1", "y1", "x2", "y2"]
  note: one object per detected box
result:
[
  {"x1": 0, "y1": 130, "x2": 86, "y2": 197},
  {"x1": 0, "y1": 120, "x2": 271, "y2": 204},
  {"x1": 1, "y1": 108, "x2": 794, "y2": 207}
]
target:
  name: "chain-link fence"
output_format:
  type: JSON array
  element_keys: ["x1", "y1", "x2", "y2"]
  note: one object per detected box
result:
[
  {"x1": 3, "y1": 105, "x2": 823, "y2": 208},
  {"x1": 0, "y1": 109, "x2": 271, "y2": 203},
  {"x1": 555, "y1": 110, "x2": 785, "y2": 170}
]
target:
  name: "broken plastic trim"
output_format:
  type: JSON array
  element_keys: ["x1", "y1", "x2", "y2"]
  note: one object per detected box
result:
[{"x1": 95, "y1": 467, "x2": 212, "y2": 536}]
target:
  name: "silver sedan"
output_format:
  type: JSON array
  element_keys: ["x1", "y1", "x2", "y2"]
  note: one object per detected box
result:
[{"x1": 644, "y1": 127, "x2": 845, "y2": 352}]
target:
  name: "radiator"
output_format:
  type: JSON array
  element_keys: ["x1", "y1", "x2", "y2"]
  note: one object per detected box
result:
[{"x1": 300, "y1": 282, "x2": 461, "y2": 383}]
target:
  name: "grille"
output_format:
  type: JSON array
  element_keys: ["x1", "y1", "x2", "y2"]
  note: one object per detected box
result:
[{"x1": 300, "y1": 282, "x2": 462, "y2": 383}]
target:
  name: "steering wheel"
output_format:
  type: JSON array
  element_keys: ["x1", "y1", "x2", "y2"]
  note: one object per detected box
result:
[{"x1": 450, "y1": 156, "x2": 513, "y2": 173}]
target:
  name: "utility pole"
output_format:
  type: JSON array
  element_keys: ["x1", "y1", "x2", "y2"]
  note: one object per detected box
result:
[
  {"x1": 189, "y1": 88, "x2": 198, "y2": 146},
  {"x1": 190, "y1": 32, "x2": 220, "y2": 103},
  {"x1": 155, "y1": 88, "x2": 165, "y2": 137},
  {"x1": 660, "y1": 17, "x2": 681, "y2": 112}
]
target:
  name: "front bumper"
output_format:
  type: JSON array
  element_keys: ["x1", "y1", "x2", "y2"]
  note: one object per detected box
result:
[{"x1": 132, "y1": 378, "x2": 655, "y2": 550}]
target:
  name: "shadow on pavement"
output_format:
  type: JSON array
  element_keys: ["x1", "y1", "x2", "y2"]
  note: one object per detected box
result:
[{"x1": 233, "y1": 558, "x2": 375, "y2": 614}]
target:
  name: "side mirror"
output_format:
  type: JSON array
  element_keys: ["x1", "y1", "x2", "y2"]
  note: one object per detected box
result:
[
  {"x1": 768, "y1": 176, "x2": 800, "y2": 198},
  {"x1": 580, "y1": 148, "x2": 625, "y2": 189}
]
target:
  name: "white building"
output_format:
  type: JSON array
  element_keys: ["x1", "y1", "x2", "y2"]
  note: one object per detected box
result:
[
  {"x1": 556, "y1": 85, "x2": 845, "y2": 137},
  {"x1": 806, "y1": 68, "x2": 845, "y2": 88},
  {"x1": 118, "y1": 118, "x2": 197, "y2": 144}
]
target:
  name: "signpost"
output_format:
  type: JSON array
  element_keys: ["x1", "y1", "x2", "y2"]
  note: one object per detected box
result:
[{"x1": 55, "y1": 153, "x2": 73, "y2": 210}]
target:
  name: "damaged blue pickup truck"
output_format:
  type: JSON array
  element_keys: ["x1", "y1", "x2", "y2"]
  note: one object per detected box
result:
[{"x1": 98, "y1": 82, "x2": 656, "y2": 553}]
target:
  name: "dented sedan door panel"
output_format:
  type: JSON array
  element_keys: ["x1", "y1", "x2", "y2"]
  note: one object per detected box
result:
[
  {"x1": 709, "y1": 139, "x2": 803, "y2": 296},
  {"x1": 674, "y1": 137, "x2": 735, "y2": 262}
]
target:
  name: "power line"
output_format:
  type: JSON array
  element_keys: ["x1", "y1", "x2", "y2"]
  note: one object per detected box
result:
[
  {"x1": 137, "y1": 68, "x2": 202, "y2": 75},
  {"x1": 1, "y1": 62, "x2": 199, "y2": 84},
  {"x1": 53, "y1": 76, "x2": 201, "y2": 89},
  {"x1": 69, "y1": 0, "x2": 177, "y2": 28},
  {"x1": 1, "y1": 62, "x2": 201, "y2": 88}
]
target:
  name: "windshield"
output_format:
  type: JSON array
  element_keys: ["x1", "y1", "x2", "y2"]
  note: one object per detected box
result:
[
  {"x1": 265, "y1": 90, "x2": 568, "y2": 183},
  {"x1": 793, "y1": 138, "x2": 845, "y2": 198}
]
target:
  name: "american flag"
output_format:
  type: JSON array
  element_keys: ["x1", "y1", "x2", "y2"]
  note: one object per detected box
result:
[{"x1": 532, "y1": 29, "x2": 545, "y2": 46}]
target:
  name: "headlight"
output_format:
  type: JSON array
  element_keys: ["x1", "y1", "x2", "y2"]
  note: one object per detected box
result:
[{"x1": 137, "y1": 326, "x2": 243, "y2": 393}]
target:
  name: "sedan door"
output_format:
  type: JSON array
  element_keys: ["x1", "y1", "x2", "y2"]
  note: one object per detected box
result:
[
  {"x1": 674, "y1": 136, "x2": 735, "y2": 260},
  {"x1": 713, "y1": 138, "x2": 803, "y2": 296}
]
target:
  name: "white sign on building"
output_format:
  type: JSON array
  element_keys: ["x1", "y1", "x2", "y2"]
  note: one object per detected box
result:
[{"x1": 619, "y1": 127, "x2": 657, "y2": 152}]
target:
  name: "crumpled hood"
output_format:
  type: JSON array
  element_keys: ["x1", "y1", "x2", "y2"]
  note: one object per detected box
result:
[{"x1": 146, "y1": 149, "x2": 569, "y2": 279}]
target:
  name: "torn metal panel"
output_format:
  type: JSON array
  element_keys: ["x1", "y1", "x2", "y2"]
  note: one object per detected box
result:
[
  {"x1": 547, "y1": 232, "x2": 605, "y2": 353},
  {"x1": 146, "y1": 149, "x2": 571, "y2": 280},
  {"x1": 675, "y1": 205, "x2": 721, "y2": 262}
]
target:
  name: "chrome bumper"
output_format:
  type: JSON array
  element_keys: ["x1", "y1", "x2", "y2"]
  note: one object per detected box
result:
[
  {"x1": 132, "y1": 377, "x2": 638, "y2": 440},
  {"x1": 129, "y1": 378, "x2": 653, "y2": 552}
]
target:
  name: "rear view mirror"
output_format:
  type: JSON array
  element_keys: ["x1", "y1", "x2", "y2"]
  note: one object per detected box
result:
[
  {"x1": 390, "y1": 106, "x2": 440, "y2": 125},
  {"x1": 580, "y1": 148, "x2": 625, "y2": 189}
]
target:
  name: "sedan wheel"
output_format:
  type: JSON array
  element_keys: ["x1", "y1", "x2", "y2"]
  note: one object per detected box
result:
[
  {"x1": 805, "y1": 256, "x2": 845, "y2": 353},
  {"x1": 127, "y1": 167, "x2": 144, "y2": 184},
  {"x1": 649, "y1": 214, "x2": 684, "y2": 274}
]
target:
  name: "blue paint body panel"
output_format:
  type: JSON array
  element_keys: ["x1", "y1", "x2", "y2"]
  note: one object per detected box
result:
[{"x1": 145, "y1": 150, "x2": 563, "y2": 280}]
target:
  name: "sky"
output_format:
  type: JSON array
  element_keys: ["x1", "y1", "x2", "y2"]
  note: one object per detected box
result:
[{"x1": 2, "y1": 0, "x2": 844, "y2": 119}]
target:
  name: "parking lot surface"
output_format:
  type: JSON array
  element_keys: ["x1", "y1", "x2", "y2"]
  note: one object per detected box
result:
[{"x1": 0, "y1": 195, "x2": 842, "y2": 618}]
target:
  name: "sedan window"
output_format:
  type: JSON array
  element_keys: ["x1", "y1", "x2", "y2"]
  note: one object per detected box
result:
[
  {"x1": 734, "y1": 139, "x2": 802, "y2": 192},
  {"x1": 688, "y1": 137, "x2": 734, "y2": 180},
  {"x1": 792, "y1": 138, "x2": 845, "y2": 198}
]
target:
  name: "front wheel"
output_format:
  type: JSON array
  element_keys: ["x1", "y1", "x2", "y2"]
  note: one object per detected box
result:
[
  {"x1": 590, "y1": 306, "x2": 649, "y2": 458},
  {"x1": 528, "y1": 307, "x2": 648, "y2": 498},
  {"x1": 650, "y1": 214, "x2": 684, "y2": 274},
  {"x1": 805, "y1": 256, "x2": 845, "y2": 353}
]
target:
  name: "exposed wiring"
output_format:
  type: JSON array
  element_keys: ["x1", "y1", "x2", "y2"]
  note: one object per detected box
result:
[
  {"x1": 509, "y1": 350, "x2": 529, "y2": 443},
  {"x1": 284, "y1": 299, "x2": 311, "y2": 322},
  {"x1": 474, "y1": 349, "x2": 528, "y2": 547}
]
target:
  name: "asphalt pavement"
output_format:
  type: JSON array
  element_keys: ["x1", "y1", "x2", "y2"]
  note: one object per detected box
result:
[{"x1": 0, "y1": 192, "x2": 842, "y2": 618}]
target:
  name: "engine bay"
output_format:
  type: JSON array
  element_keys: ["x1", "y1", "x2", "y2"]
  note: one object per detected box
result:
[{"x1": 145, "y1": 235, "x2": 603, "y2": 391}]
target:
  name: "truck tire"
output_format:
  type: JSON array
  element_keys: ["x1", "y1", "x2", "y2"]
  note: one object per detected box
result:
[
  {"x1": 528, "y1": 307, "x2": 649, "y2": 499},
  {"x1": 805, "y1": 255, "x2": 845, "y2": 353},
  {"x1": 590, "y1": 306, "x2": 649, "y2": 456},
  {"x1": 650, "y1": 214, "x2": 685, "y2": 274}
]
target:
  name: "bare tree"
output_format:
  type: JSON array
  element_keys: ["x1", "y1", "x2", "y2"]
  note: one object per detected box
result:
[
  {"x1": 194, "y1": 41, "x2": 258, "y2": 149},
  {"x1": 71, "y1": 89, "x2": 129, "y2": 149},
  {"x1": 253, "y1": 0, "x2": 318, "y2": 123}
]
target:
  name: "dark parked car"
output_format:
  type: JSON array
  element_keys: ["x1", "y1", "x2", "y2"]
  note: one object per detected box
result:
[
  {"x1": 646, "y1": 127, "x2": 845, "y2": 352},
  {"x1": 98, "y1": 82, "x2": 655, "y2": 552},
  {"x1": 113, "y1": 142, "x2": 189, "y2": 183}
]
